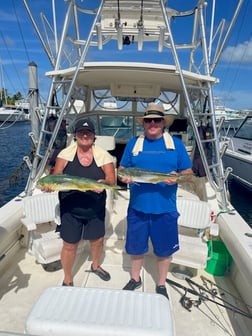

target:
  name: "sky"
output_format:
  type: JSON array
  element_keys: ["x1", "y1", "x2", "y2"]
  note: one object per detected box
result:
[{"x1": 0, "y1": 0, "x2": 252, "y2": 110}]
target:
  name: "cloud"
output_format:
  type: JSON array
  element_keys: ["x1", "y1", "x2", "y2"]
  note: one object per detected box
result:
[
  {"x1": 214, "y1": 88, "x2": 252, "y2": 110},
  {"x1": 0, "y1": 10, "x2": 16, "y2": 22},
  {"x1": 0, "y1": 35, "x2": 15, "y2": 48},
  {"x1": 221, "y1": 38, "x2": 252, "y2": 64}
]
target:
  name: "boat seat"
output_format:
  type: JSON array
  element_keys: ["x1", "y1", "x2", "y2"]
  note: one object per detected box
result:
[
  {"x1": 95, "y1": 135, "x2": 116, "y2": 151},
  {"x1": 172, "y1": 198, "x2": 218, "y2": 277},
  {"x1": 21, "y1": 193, "x2": 86, "y2": 264},
  {"x1": 21, "y1": 187, "x2": 114, "y2": 264},
  {"x1": 25, "y1": 287, "x2": 175, "y2": 336},
  {"x1": 21, "y1": 192, "x2": 59, "y2": 232}
]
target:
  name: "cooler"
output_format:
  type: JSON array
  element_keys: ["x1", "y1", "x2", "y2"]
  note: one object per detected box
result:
[{"x1": 25, "y1": 286, "x2": 175, "y2": 336}]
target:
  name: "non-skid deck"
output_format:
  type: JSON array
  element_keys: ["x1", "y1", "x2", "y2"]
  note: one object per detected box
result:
[{"x1": 0, "y1": 190, "x2": 251, "y2": 336}]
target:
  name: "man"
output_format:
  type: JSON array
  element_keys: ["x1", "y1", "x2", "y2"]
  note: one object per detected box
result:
[{"x1": 118, "y1": 103, "x2": 193, "y2": 299}]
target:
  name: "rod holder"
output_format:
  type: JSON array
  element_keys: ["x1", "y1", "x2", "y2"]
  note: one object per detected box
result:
[
  {"x1": 23, "y1": 156, "x2": 32, "y2": 170},
  {"x1": 224, "y1": 167, "x2": 233, "y2": 183},
  {"x1": 220, "y1": 141, "x2": 229, "y2": 158},
  {"x1": 29, "y1": 131, "x2": 38, "y2": 148}
]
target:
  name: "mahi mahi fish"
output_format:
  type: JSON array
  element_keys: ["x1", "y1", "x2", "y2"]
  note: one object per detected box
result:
[
  {"x1": 118, "y1": 167, "x2": 193, "y2": 184},
  {"x1": 37, "y1": 174, "x2": 121, "y2": 192}
]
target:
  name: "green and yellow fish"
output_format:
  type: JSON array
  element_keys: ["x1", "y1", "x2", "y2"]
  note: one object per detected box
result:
[
  {"x1": 37, "y1": 174, "x2": 121, "y2": 192},
  {"x1": 118, "y1": 167, "x2": 193, "y2": 184}
]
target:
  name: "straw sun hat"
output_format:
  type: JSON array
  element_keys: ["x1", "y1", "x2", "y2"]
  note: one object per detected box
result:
[{"x1": 136, "y1": 103, "x2": 176, "y2": 127}]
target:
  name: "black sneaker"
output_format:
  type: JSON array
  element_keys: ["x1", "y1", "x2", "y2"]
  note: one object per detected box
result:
[
  {"x1": 62, "y1": 281, "x2": 74, "y2": 286},
  {"x1": 156, "y1": 285, "x2": 169, "y2": 299},
  {"x1": 123, "y1": 278, "x2": 142, "y2": 290}
]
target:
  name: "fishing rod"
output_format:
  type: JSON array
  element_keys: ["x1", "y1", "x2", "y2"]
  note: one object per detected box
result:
[
  {"x1": 167, "y1": 278, "x2": 237, "y2": 335},
  {"x1": 166, "y1": 278, "x2": 207, "y2": 311},
  {"x1": 185, "y1": 277, "x2": 250, "y2": 317},
  {"x1": 200, "y1": 275, "x2": 252, "y2": 310},
  {"x1": 166, "y1": 278, "x2": 252, "y2": 319}
]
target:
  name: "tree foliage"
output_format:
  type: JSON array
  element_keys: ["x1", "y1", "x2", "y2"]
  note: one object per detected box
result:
[{"x1": 0, "y1": 88, "x2": 23, "y2": 106}]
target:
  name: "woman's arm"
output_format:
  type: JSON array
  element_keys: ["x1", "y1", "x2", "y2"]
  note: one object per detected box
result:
[
  {"x1": 53, "y1": 157, "x2": 68, "y2": 174},
  {"x1": 101, "y1": 162, "x2": 116, "y2": 185}
]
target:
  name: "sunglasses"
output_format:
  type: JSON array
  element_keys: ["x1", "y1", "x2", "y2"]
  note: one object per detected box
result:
[
  {"x1": 76, "y1": 130, "x2": 94, "y2": 137},
  {"x1": 143, "y1": 118, "x2": 164, "y2": 123}
]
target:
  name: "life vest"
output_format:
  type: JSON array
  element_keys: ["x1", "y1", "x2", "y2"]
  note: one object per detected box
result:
[{"x1": 132, "y1": 131, "x2": 175, "y2": 156}]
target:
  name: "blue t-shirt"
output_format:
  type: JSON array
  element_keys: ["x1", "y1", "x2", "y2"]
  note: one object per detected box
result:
[{"x1": 120, "y1": 135, "x2": 192, "y2": 214}]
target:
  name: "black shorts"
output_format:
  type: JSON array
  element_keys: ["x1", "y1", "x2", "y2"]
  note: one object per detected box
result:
[
  {"x1": 60, "y1": 211, "x2": 105, "y2": 243},
  {"x1": 58, "y1": 190, "x2": 106, "y2": 243}
]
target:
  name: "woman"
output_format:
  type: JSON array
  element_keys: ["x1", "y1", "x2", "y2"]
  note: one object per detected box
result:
[{"x1": 53, "y1": 117, "x2": 115, "y2": 286}]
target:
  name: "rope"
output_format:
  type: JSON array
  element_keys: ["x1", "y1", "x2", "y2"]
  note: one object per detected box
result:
[
  {"x1": 0, "y1": 31, "x2": 26, "y2": 96},
  {"x1": 12, "y1": 0, "x2": 31, "y2": 63}
]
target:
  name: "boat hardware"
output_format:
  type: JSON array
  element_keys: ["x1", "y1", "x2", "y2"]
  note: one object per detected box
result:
[
  {"x1": 166, "y1": 278, "x2": 252, "y2": 319},
  {"x1": 216, "y1": 209, "x2": 236, "y2": 217}
]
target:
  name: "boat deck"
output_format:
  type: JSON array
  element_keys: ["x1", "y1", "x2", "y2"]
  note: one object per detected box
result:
[{"x1": 0, "y1": 189, "x2": 251, "y2": 336}]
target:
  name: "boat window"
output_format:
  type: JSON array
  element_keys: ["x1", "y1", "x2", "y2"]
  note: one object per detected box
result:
[
  {"x1": 88, "y1": 89, "x2": 180, "y2": 142},
  {"x1": 100, "y1": 115, "x2": 134, "y2": 140},
  {"x1": 234, "y1": 117, "x2": 252, "y2": 140}
]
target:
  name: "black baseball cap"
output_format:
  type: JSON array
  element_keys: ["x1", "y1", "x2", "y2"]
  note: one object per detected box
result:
[{"x1": 74, "y1": 118, "x2": 95, "y2": 133}]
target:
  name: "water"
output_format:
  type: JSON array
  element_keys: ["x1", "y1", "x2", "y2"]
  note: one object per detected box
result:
[
  {"x1": 0, "y1": 123, "x2": 251, "y2": 227},
  {"x1": 0, "y1": 122, "x2": 31, "y2": 206},
  {"x1": 227, "y1": 179, "x2": 252, "y2": 226}
]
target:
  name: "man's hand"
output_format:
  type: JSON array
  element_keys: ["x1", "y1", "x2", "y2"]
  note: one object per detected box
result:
[{"x1": 163, "y1": 171, "x2": 178, "y2": 185}]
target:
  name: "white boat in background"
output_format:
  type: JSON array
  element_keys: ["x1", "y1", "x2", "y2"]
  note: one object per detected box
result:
[
  {"x1": 1, "y1": 1, "x2": 252, "y2": 335},
  {"x1": 221, "y1": 112, "x2": 252, "y2": 190},
  {"x1": 214, "y1": 100, "x2": 247, "y2": 131},
  {"x1": 0, "y1": 104, "x2": 29, "y2": 123}
]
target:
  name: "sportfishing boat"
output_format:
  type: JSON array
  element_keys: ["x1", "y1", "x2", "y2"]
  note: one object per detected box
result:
[
  {"x1": 1, "y1": 1, "x2": 252, "y2": 335},
  {"x1": 221, "y1": 112, "x2": 252, "y2": 191},
  {"x1": 214, "y1": 99, "x2": 246, "y2": 131}
]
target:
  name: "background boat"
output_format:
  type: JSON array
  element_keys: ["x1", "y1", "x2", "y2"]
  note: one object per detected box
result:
[
  {"x1": 0, "y1": 104, "x2": 29, "y2": 123},
  {"x1": 221, "y1": 112, "x2": 252, "y2": 191}
]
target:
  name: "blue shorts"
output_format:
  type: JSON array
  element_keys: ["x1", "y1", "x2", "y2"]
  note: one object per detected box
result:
[{"x1": 126, "y1": 207, "x2": 180, "y2": 257}]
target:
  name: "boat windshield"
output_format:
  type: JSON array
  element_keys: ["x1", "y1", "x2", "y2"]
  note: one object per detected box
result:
[
  {"x1": 234, "y1": 115, "x2": 252, "y2": 140},
  {"x1": 75, "y1": 89, "x2": 179, "y2": 143}
]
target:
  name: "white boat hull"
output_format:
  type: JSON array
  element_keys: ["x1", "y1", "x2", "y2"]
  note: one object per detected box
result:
[
  {"x1": 0, "y1": 111, "x2": 29, "y2": 122},
  {"x1": 223, "y1": 150, "x2": 252, "y2": 189},
  {"x1": 222, "y1": 112, "x2": 252, "y2": 190}
]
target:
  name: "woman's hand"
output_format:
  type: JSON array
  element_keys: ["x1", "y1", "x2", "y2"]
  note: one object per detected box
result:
[
  {"x1": 93, "y1": 179, "x2": 105, "y2": 193},
  {"x1": 40, "y1": 186, "x2": 55, "y2": 193},
  {"x1": 93, "y1": 187, "x2": 104, "y2": 193}
]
